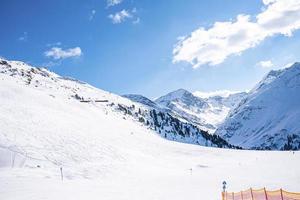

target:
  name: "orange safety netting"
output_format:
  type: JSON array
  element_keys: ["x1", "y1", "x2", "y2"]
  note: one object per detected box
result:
[{"x1": 222, "y1": 188, "x2": 300, "y2": 200}]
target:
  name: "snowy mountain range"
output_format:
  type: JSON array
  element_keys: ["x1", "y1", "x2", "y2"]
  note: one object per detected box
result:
[
  {"x1": 0, "y1": 58, "x2": 234, "y2": 155},
  {"x1": 216, "y1": 63, "x2": 300, "y2": 150},
  {"x1": 1, "y1": 58, "x2": 300, "y2": 151},
  {"x1": 153, "y1": 89, "x2": 246, "y2": 133},
  {"x1": 124, "y1": 64, "x2": 300, "y2": 150}
]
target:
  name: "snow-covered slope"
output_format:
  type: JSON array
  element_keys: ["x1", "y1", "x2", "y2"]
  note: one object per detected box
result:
[
  {"x1": 1, "y1": 59, "x2": 300, "y2": 200},
  {"x1": 216, "y1": 63, "x2": 300, "y2": 150},
  {"x1": 0, "y1": 59, "x2": 234, "y2": 149},
  {"x1": 154, "y1": 89, "x2": 246, "y2": 133}
]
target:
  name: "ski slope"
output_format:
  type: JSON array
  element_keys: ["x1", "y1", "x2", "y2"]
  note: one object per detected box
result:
[{"x1": 0, "y1": 60, "x2": 299, "y2": 200}]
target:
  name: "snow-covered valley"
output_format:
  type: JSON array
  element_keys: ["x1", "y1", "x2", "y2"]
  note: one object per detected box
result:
[{"x1": 0, "y1": 59, "x2": 300, "y2": 200}]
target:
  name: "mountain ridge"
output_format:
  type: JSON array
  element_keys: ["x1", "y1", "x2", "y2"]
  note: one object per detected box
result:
[
  {"x1": 151, "y1": 88, "x2": 246, "y2": 133},
  {"x1": 216, "y1": 63, "x2": 300, "y2": 150},
  {"x1": 2, "y1": 58, "x2": 299, "y2": 150}
]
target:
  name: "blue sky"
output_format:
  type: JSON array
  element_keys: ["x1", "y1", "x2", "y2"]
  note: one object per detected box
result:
[{"x1": 1, "y1": 0, "x2": 300, "y2": 98}]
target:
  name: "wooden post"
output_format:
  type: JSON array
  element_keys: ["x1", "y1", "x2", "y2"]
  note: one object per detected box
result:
[
  {"x1": 250, "y1": 188, "x2": 254, "y2": 200},
  {"x1": 233, "y1": 192, "x2": 235, "y2": 200},
  {"x1": 11, "y1": 151, "x2": 16, "y2": 168},
  {"x1": 280, "y1": 189, "x2": 284, "y2": 200},
  {"x1": 60, "y1": 167, "x2": 63, "y2": 181},
  {"x1": 241, "y1": 191, "x2": 244, "y2": 200},
  {"x1": 264, "y1": 187, "x2": 268, "y2": 200}
]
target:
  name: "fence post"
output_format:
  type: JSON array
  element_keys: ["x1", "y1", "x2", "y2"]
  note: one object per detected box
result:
[
  {"x1": 241, "y1": 191, "x2": 244, "y2": 200},
  {"x1": 222, "y1": 181, "x2": 227, "y2": 200},
  {"x1": 264, "y1": 187, "x2": 268, "y2": 200},
  {"x1": 60, "y1": 167, "x2": 63, "y2": 181},
  {"x1": 250, "y1": 188, "x2": 254, "y2": 200},
  {"x1": 280, "y1": 189, "x2": 284, "y2": 200},
  {"x1": 233, "y1": 192, "x2": 235, "y2": 200}
]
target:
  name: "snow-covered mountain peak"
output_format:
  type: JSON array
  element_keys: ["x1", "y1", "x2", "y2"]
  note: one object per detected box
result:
[
  {"x1": 0, "y1": 59, "x2": 59, "y2": 82},
  {"x1": 122, "y1": 94, "x2": 162, "y2": 110},
  {"x1": 155, "y1": 89, "x2": 207, "y2": 107},
  {"x1": 166, "y1": 88, "x2": 190, "y2": 96},
  {"x1": 216, "y1": 62, "x2": 300, "y2": 150},
  {"x1": 154, "y1": 88, "x2": 246, "y2": 133},
  {"x1": 155, "y1": 88, "x2": 198, "y2": 103},
  {"x1": 251, "y1": 69, "x2": 283, "y2": 93},
  {"x1": 251, "y1": 62, "x2": 300, "y2": 94},
  {"x1": 1, "y1": 59, "x2": 31, "y2": 69},
  {"x1": 0, "y1": 59, "x2": 136, "y2": 107}
]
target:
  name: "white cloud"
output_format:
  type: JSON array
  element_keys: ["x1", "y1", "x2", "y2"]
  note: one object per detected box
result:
[
  {"x1": 193, "y1": 90, "x2": 242, "y2": 98},
  {"x1": 262, "y1": 0, "x2": 277, "y2": 5},
  {"x1": 108, "y1": 9, "x2": 132, "y2": 24},
  {"x1": 18, "y1": 32, "x2": 28, "y2": 41},
  {"x1": 107, "y1": 0, "x2": 122, "y2": 7},
  {"x1": 173, "y1": 0, "x2": 300, "y2": 68},
  {"x1": 258, "y1": 60, "x2": 274, "y2": 68},
  {"x1": 89, "y1": 10, "x2": 96, "y2": 21},
  {"x1": 44, "y1": 47, "x2": 82, "y2": 60},
  {"x1": 257, "y1": 0, "x2": 300, "y2": 36},
  {"x1": 173, "y1": 15, "x2": 263, "y2": 68}
]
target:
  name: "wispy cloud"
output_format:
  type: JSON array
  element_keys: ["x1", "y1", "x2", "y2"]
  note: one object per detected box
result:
[
  {"x1": 18, "y1": 32, "x2": 28, "y2": 42},
  {"x1": 46, "y1": 42, "x2": 62, "y2": 47},
  {"x1": 108, "y1": 9, "x2": 132, "y2": 24},
  {"x1": 107, "y1": 0, "x2": 123, "y2": 7},
  {"x1": 42, "y1": 60, "x2": 62, "y2": 67},
  {"x1": 89, "y1": 9, "x2": 96, "y2": 21},
  {"x1": 258, "y1": 60, "x2": 274, "y2": 68},
  {"x1": 44, "y1": 47, "x2": 82, "y2": 60},
  {"x1": 193, "y1": 90, "x2": 243, "y2": 98},
  {"x1": 173, "y1": 0, "x2": 300, "y2": 68},
  {"x1": 108, "y1": 8, "x2": 139, "y2": 24}
]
